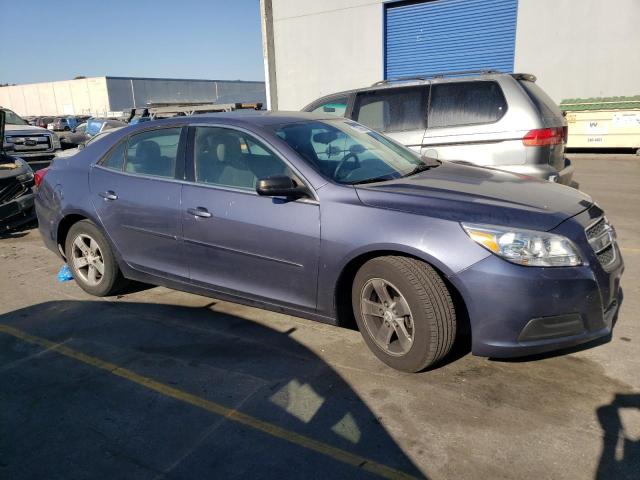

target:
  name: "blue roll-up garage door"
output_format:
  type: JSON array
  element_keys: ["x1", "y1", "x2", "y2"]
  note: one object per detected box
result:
[{"x1": 385, "y1": 0, "x2": 518, "y2": 78}]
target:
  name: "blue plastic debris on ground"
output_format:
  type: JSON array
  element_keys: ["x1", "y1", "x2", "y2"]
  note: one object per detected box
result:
[{"x1": 57, "y1": 264, "x2": 74, "y2": 282}]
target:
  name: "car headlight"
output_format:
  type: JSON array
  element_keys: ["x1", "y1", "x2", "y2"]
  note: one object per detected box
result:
[
  {"x1": 462, "y1": 223, "x2": 582, "y2": 267},
  {"x1": 52, "y1": 133, "x2": 61, "y2": 149}
]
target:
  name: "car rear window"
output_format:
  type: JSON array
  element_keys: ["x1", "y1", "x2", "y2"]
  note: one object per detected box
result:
[
  {"x1": 428, "y1": 81, "x2": 507, "y2": 128},
  {"x1": 352, "y1": 86, "x2": 429, "y2": 133},
  {"x1": 518, "y1": 80, "x2": 562, "y2": 119}
]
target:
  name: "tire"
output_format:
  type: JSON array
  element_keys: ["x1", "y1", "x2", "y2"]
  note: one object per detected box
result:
[
  {"x1": 64, "y1": 219, "x2": 127, "y2": 296},
  {"x1": 352, "y1": 256, "x2": 456, "y2": 372}
]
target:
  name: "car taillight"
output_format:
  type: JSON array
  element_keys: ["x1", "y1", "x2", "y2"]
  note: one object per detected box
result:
[
  {"x1": 34, "y1": 167, "x2": 49, "y2": 187},
  {"x1": 522, "y1": 127, "x2": 565, "y2": 146}
]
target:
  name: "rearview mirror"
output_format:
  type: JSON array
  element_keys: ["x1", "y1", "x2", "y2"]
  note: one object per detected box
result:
[{"x1": 256, "y1": 175, "x2": 310, "y2": 199}]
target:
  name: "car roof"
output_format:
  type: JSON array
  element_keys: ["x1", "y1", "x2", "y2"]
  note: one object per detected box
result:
[{"x1": 307, "y1": 72, "x2": 533, "y2": 102}]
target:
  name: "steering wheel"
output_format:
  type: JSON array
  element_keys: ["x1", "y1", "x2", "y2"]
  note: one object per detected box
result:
[{"x1": 334, "y1": 152, "x2": 361, "y2": 181}]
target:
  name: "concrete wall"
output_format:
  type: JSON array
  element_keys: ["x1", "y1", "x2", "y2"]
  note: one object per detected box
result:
[
  {"x1": 514, "y1": 0, "x2": 640, "y2": 102},
  {"x1": 270, "y1": 0, "x2": 384, "y2": 110},
  {"x1": 0, "y1": 77, "x2": 110, "y2": 117},
  {"x1": 267, "y1": 0, "x2": 640, "y2": 109},
  {"x1": 106, "y1": 78, "x2": 266, "y2": 112}
]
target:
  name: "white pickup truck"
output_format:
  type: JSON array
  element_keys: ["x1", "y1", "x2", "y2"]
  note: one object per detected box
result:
[{"x1": 1, "y1": 108, "x2": 61, "y2": 168}]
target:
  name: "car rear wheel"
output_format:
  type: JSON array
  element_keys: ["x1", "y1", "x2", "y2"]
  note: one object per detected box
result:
[
  {"x1": 65, "y1": 220, "x2": 127, "y2": 296},
  {"x1": 352, "y1": 256, "x2": 456, "y2": 372}
]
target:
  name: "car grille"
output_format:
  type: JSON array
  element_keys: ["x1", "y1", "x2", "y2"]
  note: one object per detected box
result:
[
  {"x1": 585, "y1": 217, "x2": 617, "y2": 269},
  {"x1": 5, "y1": 134, "x2": 53, "y2": 152},
  {"x1": 0, "y1": 177, "x2": 28, "y2": 203}
]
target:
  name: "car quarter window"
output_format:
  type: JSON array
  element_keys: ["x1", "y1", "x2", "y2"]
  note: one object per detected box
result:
[
  {"x1": 124, "y1": 128, "x2": 182, "y2": 178},
  {"x1": 99, "y1": 141, "x2": 126, "y2": 171},
  {"x1": 311, "y1": 96, "x2": 349, "y2": 117},
  {"x1": 428, "y1": 81, "x2": 507, "y2": 128},
  {"x1": 352, "y1": 86, "x2": 429, "y2": 132},
  {"x1": 194, "y1": 127, "x2": 292, "y2": 191}
]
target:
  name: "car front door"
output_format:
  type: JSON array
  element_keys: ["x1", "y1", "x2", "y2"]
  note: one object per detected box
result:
[
  {"x1": 180, "y1": 125, "x2": 320, "y2": 310},
  {"x1": 89, "y1": 126, "x2": 188, "y2": 280}
]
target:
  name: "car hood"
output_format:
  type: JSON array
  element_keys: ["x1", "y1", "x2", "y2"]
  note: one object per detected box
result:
[
  {"x1": 4, "y1": 124, "x2": 51, "y2": 134},
  {"x1": 355, "y1": 162, "x2": 592, "y2": 231}
]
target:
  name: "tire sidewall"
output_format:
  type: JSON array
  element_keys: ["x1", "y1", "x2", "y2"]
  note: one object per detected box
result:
[
  {"x1": 352, "y1": 258, "x2": 437, "y2": 372},
  {"x1": 65, "y1": 220, "x2": 119, "y2": 296}
]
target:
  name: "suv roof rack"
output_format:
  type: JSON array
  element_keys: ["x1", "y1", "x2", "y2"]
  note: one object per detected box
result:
[{"x1": 372, "y1": 69, "x2": 501, "y2": 87}]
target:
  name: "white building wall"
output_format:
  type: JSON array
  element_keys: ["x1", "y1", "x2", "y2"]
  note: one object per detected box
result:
[
  {"x1": 514, "y1": 0, "x2": 640, "y2": 102},
  {"x1": 271, "y1": 0, "x2": 384, "y2": 110},
  {"x1": 0, "y1": 77, "x2": 110, "y2": 116},
  {"x1": 267, "y1": 0, "x2": 640, "y2": 110}
]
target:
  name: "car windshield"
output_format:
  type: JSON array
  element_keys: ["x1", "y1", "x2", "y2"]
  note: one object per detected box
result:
[
  {"x1": 273, "y1": 119, "x2": 436, "y2": 184},
  {"x1": 3, "y1": 109, "x2": 28, "y2": 125}
]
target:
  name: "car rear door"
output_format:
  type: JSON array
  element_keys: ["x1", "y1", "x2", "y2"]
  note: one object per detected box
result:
[
  {"x1": 421, "y1": 80, "x2": 525, "y2": 166},
  {"x1": 89, "y1": 126, "x2": 188, "y2": 280},
  {"x1": 350, "y1": 85, "x2": 429, "y2": 153},
  {"x1": 180, "y1": 125, "x2": 320, "y2": 310}
]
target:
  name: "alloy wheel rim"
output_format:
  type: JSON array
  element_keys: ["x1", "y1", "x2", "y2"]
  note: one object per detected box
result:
[
  {"x1": 360, "y1": 278, "x2": 414, "y2": 356},
  {"x1": 71, "y1": 233, "x2": 105, "y2": 286}
]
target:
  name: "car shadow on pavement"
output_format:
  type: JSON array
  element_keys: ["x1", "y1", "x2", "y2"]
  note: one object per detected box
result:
[
  {"x1": 596, "y1": 393, "x2": 640, "y2": 479},
  {"x1": 0, "y1": 300, "x2": 425, "y2": 480}
]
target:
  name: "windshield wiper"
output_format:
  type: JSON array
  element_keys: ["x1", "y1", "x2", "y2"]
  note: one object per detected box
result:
[
  {"x1": 402, "y1": 161, "x2": 440, "y2": 178},
  {"x1": 348, "y1": 174, "x2": 397, "y2": 185}
]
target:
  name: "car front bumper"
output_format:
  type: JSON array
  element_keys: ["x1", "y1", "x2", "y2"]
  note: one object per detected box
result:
[
  {"x1": 449, "y1": 205, "x2": 624, "y2": 358},
  {"x1": 1, "y1": 191, "x2": 36, "y2": 230}
]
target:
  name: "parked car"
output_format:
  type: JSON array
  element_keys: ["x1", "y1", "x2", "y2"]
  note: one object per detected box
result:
[
  {"x1": 33, "y1": 116, "x2": 55, "y2": 129},
  {"x1": 0, "y1": 111, "x2": 36, "y2": 230},
  {"x1": 2, "y1": 108, "x2": 61, "y2": 167},
  {"x1": 56, "y1": 126, "x2": 124, "y2": 157},
  {"x1": 85, "y1": 117, "x2": 128, "y2": 137},
  {"x1": 51, "y1": 116, "x2": 81, "y2": 131},
  {"x1": 303, "y1": 71, "x2": 576, "y2": 187},
  {"x1": 35, "y1": 112, "x2": 623, "y2": 372},
  {"x1": 59, "y1": 122, "x2": 88, "y2": 148}
]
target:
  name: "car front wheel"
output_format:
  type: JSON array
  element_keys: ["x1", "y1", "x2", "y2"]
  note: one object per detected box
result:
[
  {"x1": 352, "y1": 256, "x2": 456, "y2": 372},
  {"x1": 65, "y1": 220, "x2": 127, "y2": 296}
]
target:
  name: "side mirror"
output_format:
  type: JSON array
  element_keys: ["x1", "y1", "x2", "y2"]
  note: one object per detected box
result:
[{"x1": 256, "y1": 175, "x2": 309, "y2": 199}]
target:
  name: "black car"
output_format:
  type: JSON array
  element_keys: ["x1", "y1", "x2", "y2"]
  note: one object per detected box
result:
[{"x1": 0, "y1": 111, "x2": 36, "y2": 230}]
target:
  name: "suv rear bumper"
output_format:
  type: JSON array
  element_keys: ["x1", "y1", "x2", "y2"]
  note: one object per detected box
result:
[{"x1": 500, "y1": 157, "x2": 575, "y2": 186}]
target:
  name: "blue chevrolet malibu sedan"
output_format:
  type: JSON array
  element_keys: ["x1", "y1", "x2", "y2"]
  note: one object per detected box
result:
[{"x1": 35, "y1": 112, "x2": 624, "y2": 372}]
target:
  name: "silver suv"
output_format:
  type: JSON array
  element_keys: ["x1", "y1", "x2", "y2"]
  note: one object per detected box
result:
[{"x1": 303, "y1": 71, "x2": 575, "y2": 186}]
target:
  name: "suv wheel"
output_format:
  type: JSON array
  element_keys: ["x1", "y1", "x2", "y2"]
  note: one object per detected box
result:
[
  {"x1": 65, "y1": 220, "x2": 127, "y2": 296},
  {"x1": 352, "y1": 256, "x2": 456, "y2": 372}
]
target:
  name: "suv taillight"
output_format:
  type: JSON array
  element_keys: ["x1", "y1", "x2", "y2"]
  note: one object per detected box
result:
[
  {"x1": 522, "y1": 127, "x2": 565, "y2": 146},
  {"x1": 34, "y1": 167, "x2": 49, "y2": 187}
]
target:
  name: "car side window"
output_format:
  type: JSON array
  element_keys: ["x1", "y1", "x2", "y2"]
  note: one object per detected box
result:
[
  {"x1": 124, "y1": 128, "x2": 181, "y2": 178},
  {"x1": 311, "y1": 96, "x2": 349, "y2": 117},
  {"x1": 352, "y1": 86, "x2": 429, "y2": 132},
  {"x1": 99, "y1": 141, "x2": 126, "y2": 171},
  {"x1": 428, "y1": 81, "x2": 507, "y2": 128},
  {"x1": 194, "y1": 127, "x2": 292, "y2": 191}
]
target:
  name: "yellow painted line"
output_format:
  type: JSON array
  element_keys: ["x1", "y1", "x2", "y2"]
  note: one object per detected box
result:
[
  {"x1": 0, "y1": 324, "x2": 418, "y2": 480},
  {"x1": 621, "y1": 247, "x2": 640, "y2": 253}
]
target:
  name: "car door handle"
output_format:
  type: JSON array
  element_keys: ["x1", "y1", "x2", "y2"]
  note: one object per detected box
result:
[
  {"x1": 187, "y1": 207, "x2": 212, "y2": 218},
  {"x1": 99, "y1": 190, "x2": 118, "y2": 201}
]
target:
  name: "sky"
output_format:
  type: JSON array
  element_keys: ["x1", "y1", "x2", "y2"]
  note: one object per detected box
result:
[{"x1": 0, "y1": 0, "x2": 265, "y2": 85}]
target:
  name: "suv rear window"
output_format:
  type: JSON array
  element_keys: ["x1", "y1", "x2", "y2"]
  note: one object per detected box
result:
[
  {"x1": 518, "y1": 80, "x2": 562, "y2": 119},
  {"x1": 428, "y1": 81, "x2": 507, "y2": 128},
  {"x1": 352, "y1": 86, "x2": 429, "y2": 133}
]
